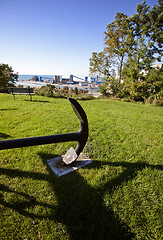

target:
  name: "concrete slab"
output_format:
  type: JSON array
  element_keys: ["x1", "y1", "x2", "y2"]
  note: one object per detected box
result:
[{"x1": 47, "y1": 153, "x2": 92, "y2": 177}]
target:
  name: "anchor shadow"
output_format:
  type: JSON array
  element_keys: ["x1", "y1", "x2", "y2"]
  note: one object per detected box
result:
[
  {"x1": 43, "y1": 164, "x2": 134, "y2": 240},
  {"x1": 0, "y1": 108, "x2": 17, "y2": 111},
  {"x1": 0, "y1": 182, "x2": 57, "y2": 220},
  {"x1": 2, "y1": 154, "x2": 162, "y2": 239},
  {"x1": 24, "y1": 99, "x2": 51, "y2": 103},
  {"x1": 0, "y1": 132, "x2": 12, "y2": 139}
]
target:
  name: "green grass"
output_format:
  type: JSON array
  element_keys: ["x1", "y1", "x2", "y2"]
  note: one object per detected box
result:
[{"x1": 0, "y1": 93, "x2": 163, "y2": 240}]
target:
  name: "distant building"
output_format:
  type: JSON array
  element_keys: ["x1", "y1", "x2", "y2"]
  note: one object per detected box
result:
[
  {"x1": 141, "y1": 63, "x2": 163, "y2": 76},
  {"x1": 153, "y1": 63, "x2": 162, "y2": 70},
  {"x1": 71, "y1": 75, "x2": 85, "y2": 82},
  {"x1": 61, "y1": 78, "x2": 70, "y2": 84},
  {"x1": 88, "y1": 75, "x2": 104, "y2": 84},
  {"x1": 54, "y1": 75, "x2": 61, "y2": 83},
  {"x1": 39, "y1": 77, "x2": 54, "y2": 83},
  {"x1": 70, "y1": 75, "x2": 73, "y2": 81},
  {"x1": 31, "y1": 75, "x2": 39, "y2": 81},
  {"x1": 79, "y1": 82, "x2": 88, "y2": 86}
]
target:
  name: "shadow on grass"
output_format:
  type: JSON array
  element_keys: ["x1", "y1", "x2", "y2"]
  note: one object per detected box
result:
[
  {"x1": 0, "y1": 108, "x2": 17, "y2": 111},
  {"x1": 92, "y1": 161, "x2": 163, "y2": 197},
  {"x1": 24, "y1": 99, "x2": 51, "y2": 103},
  {"x1": 1, "y1": 156, "x2": 162, "y2": 239},
  {"x1": 0, "y1": 133, "x2": 12, "y2": 139},
  {"x1": 0, "y1": 183, "x2": 57, "y2": 220}
]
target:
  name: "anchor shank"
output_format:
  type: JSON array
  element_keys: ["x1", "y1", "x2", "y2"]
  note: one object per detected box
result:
[{"x1": 0, "y1": 131, "x2": 81, "y2": 150}]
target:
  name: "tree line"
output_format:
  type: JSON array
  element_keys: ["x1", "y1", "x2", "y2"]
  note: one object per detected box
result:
[{"x1": 89, "y1": 0, "x2": 163, "y2": 103}]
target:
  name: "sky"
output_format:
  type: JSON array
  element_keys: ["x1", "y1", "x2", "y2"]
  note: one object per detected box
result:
[{"x1": 0, "y1": 0, "x2": 159, "y2": 77}]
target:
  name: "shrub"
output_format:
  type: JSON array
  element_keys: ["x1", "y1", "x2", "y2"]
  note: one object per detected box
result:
[
  {"x1": 35, "y1": 85, "x2": 54, "y2": 97},
  {"x1": 34, "y1": 85, "x2": 94, "y2": 100}
]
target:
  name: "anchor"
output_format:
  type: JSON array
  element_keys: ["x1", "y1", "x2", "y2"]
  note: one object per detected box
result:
[{"x1": 0, "y1": 98, "x2": 89, "y2": 167}]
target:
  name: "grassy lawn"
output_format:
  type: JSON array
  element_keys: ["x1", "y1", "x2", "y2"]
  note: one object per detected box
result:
[{"x1": 0, "y1": 93, "x2": 162, "y2": 240}]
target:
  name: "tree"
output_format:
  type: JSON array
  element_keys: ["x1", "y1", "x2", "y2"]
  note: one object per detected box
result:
[
  {"x1": 89, "y1": 0, "x2": 162, "y2": 102},
  {"x1": 128, "y1": 1, "x2": 156, "y2": 71},
  {"x1": 147, "y1": 0, "x2": 163, "y2": 61},
  {"x1": 121, "y1": 1, "x2": 163, "y2": 101},
  {"x1": 89, "y1": 51, "x2": 111, "y2": 77},
  {"x1": 146, "y1": 66, "x2": 163, "y2": 96},
  {"x1": 104, "y1": 12, "x2": 132, "y2": 82},
  {"x1": 0, "y1": 64, "x2": 18, "y2": 91}
]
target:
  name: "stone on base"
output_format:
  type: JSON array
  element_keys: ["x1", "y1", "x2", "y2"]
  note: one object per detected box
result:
[
  {"x1": 47, "y1": 153, "x2": 92, "y2": 177},
  {"x1": 62, "y1": 147, "x2": 78, "y2": 165}
]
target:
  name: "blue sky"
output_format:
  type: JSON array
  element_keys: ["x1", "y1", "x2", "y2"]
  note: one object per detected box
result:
[{"x1": 0, "y1": 0, "x2": 159, "y2": 76}]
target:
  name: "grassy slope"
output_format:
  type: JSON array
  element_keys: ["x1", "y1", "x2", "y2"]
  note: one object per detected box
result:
[{"x1": 0, "y1": 94, "x2": 162, "y2": 240}]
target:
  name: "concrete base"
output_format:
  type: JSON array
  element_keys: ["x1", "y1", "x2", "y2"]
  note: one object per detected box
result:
[{"x1": 47, "y1": 153, "x2": 92, "y2": 177}]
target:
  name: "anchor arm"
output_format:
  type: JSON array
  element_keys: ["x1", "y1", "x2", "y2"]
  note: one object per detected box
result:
[{"x1": 68, "y1": 98, "x2": 88, "y2": 156}]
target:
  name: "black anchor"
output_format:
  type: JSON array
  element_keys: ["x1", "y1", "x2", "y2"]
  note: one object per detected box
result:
[{"x1": 0, "y1": 98, "x2": 88, "y2": 163}]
